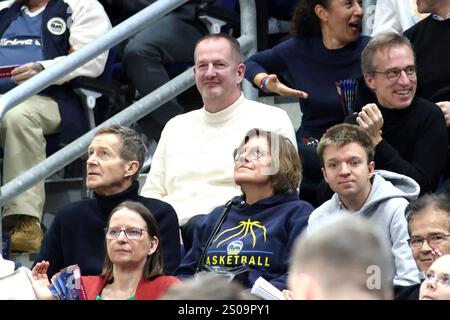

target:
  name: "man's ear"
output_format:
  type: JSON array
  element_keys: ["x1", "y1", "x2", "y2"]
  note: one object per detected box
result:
[
  {"x1": 291, "y1": 273, "x2": 323, "y2": 300},
  {"x1": 314, "y1": 4, "x2": 329, "y2": 22},
  {"x1": 124, "y1": 160, "x2": 139, "y2": 178},
  {"x1": 368, "y1": 161, "x2": 375, "y2": 178},
  {"x1": 237, "y1": 63, "x2": 245, "y2": 85},
  {"x1": 364, "y1": 73, "x2": 376, "y2": 91},
  {"x1": 322, "y1": 167, "x2": 328, "y2": 183}
]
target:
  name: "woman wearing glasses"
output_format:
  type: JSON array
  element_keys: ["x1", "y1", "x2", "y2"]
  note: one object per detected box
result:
[
  {"x1": 175, "y1": 129, "x2": 314, "y2": 290},
  {"x1": 419, "y1": 255, "x2": 450, "y2": 300},
  {"x1": 245, "y1": 0, "x2": 375, "y2": 206},
  {"x1": 29, "y1": 201, "x2": 180, "y2": 300}
]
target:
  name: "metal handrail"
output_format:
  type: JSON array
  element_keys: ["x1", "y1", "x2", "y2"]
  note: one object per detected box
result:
[{"x1": 0, "y1": 0, "x2": 257, "y2": 250}]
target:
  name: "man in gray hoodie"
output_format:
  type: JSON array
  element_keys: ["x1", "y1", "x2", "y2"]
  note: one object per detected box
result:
[{"x1": 308, "y1": 123, "x2": 420, "y2": 287}]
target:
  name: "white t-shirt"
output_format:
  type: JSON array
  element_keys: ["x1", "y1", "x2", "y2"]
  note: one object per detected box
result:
[{"x1": 0, "y1": 264, "x2": 36, "y2": 300}]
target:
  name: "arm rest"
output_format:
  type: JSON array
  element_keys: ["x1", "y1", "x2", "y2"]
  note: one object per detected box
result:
[{"x1": 71, "y1": 76, "x2": 126, "y2": 130}]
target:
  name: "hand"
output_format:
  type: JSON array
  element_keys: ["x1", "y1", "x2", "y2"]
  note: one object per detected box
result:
[
  {"x1": 256, "y1": 73, "x2": 308, "y2": 99},
  {"x1": 436, "y1": 101, "x2": 450, "y2": 126},
  {"x1": 431, "y1": 248, "x2": 443, "y2": 260},
  {"x1": 282, "y1": 289, "x2": 293, "y2": 300},
  {"x1": 356, "y1": 103, "x2": 384, "y2": 145},
  {"x1": 10, "y1": 62, "x2": 44, "y2": 84},
  {"x1": 32, "y1": 260, "x2": 51, "y2": 285},
  {"x1": 25, "y1": 261, "x2": 55, "y2": 300}
]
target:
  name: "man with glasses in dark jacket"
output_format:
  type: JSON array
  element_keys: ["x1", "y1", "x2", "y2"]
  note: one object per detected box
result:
[{"x1": 397, "y1": 193, "x2": 450, "y2": 299}]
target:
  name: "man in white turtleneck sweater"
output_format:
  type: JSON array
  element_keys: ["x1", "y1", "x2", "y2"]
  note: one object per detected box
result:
[{"x1": 140, "y1": 33, "x2": 297, "y2": 248}]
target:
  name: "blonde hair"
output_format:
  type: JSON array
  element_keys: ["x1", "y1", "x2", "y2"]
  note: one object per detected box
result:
[
  {"x1": 234, "y1": 128, "x2": 301, "y2": 194},
  {"x1": 317, "y1": 123, "x2": 375, "y2": 164}
]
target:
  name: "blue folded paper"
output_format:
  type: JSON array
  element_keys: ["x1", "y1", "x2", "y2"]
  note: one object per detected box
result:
[{"x1": 50, "y1": 264, "x2": 85, "y2": 300}]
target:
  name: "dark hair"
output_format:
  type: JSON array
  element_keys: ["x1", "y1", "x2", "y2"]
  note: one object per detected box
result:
[
  {"x1": 94, "y1": 125, "x2": 146, "y2": 181},
  {"x1": 102, "y1": 201, "x2": 164, "y2": 280},
  {"x1": 317, "y1": 123, "x2": 375, "y2": 164},
  {"x1": 361, "y1": 32, "x2": 415, "y2": 75},
  {"x1": 194, "y1": 33, "x2": 242, "y2": 63},
  {"x1": 291, "y1": 0, "x2": 330, "y2": 37},
  {"x1": 234, "y1": 128, "x2": 301, "y2": 194},
  {"x1": 406, "y1": 193, "x2": 450, "y2": 236}
]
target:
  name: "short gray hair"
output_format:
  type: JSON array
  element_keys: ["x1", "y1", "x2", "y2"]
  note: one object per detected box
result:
[
  {"x1": 94, "y1": 125, "x2": 146, "y2": 180},
  {"x1": 406, "y1": 193, "x2": 450, "y2": 236},
  {"x1": 361, "y1": 32, "x2": 415, "y2": 75}
]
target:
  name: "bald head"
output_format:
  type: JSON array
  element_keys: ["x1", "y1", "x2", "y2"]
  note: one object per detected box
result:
[
  {"x1": 419, "y1": 255, "x2": 450, "y2": 300},
  {"x1": 194, "y1": 33, "x2": 242, "y2": 65}
]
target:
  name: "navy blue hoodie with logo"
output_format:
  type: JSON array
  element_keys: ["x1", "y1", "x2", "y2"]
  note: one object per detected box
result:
[{"x1": 176, "y1": 192, "x2": 313, "y2": 290}]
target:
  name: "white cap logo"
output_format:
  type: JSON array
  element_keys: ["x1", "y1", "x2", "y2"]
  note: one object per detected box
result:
[{"x1": 47, "y1": 17, "x2": 66, "y2": 35}]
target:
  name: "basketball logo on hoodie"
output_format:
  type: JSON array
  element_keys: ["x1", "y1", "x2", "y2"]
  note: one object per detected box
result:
[
  {"x1": 227, "y1": 241, "x2": 243, "y2": 255},
  {"x1": 212, "y1": 219, "x2": 267, "y2": 249},
  {"x1": 47, "y1": 17, "x2": 66, "y2": 35}
]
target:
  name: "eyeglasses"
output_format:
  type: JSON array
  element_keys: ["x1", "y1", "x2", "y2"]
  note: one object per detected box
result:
[
  {"x1": 423, "y1": 271, "x2": 450, "y2": 287},
  {"x1": 372, "y1": 66, "x2": 416, "y2": 82},
  {"x1": 233, "y1": 146, "x2": 269, "y2": 162},
  {"x1": 408, "y1": 234, "x2": 450, "y2": 249},
  {"x1": 104, "y1": 227, "x2": 147, "y2": 240}
]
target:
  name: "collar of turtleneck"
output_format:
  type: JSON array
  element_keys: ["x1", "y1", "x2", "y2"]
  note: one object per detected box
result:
[
  {"x1": 94, "y1": 181, "x2": 140, "y2": 217},
  {"x1": 432, "y1": 13, "x2": 450, "y2": 21},
  {"x1": 379, "y1": 98, "x2": 417, "y2": 120},
  {"x1": 202, "y1": 93, "x2": 245, "y2": 124}
]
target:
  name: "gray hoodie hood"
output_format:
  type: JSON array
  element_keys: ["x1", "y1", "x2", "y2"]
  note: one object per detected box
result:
[
  {"x1": 357, "y1": 170, "x2": 420, "y2": 217},
  {"x1": 308, "y1": 170, "x2": 421, "y2": 286}
]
